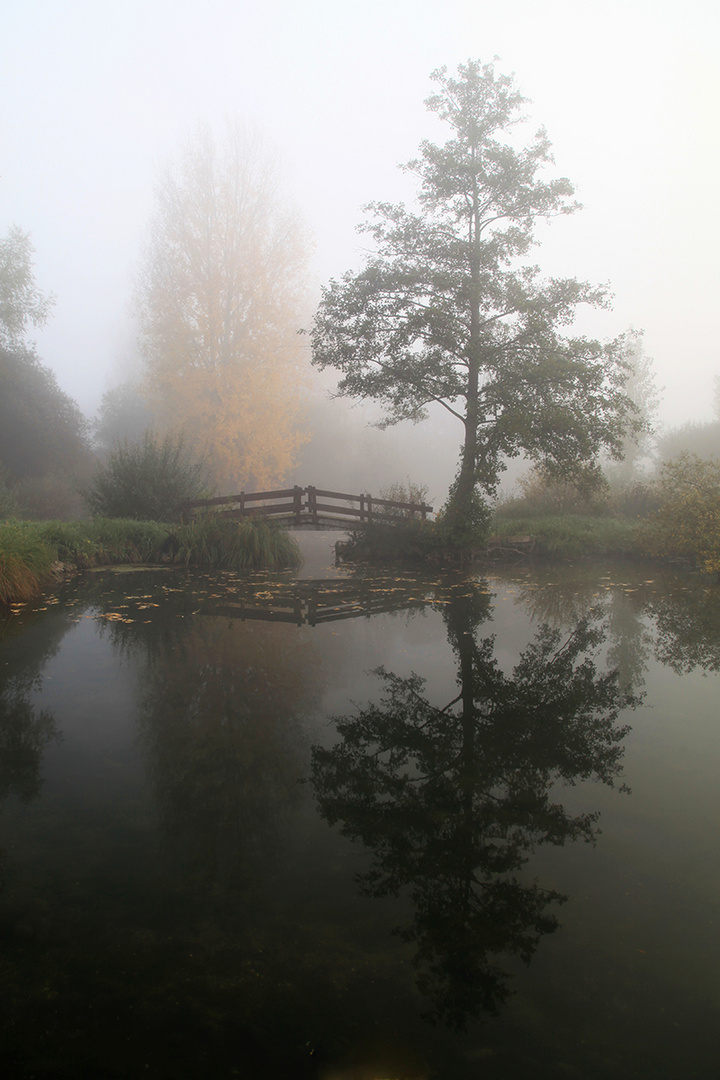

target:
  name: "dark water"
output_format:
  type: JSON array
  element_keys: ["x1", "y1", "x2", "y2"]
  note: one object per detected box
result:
[{"x1": 1, "y1": 548, "x2": 719, "y2": 1079}]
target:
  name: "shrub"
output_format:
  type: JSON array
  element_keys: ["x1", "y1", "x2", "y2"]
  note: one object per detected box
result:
[
  {"x1": 640, "y1": 453, "x2": 720, "y2": 574},
  {"x1": 376, "y1": 479, "x2": 431, "y2": 518},
  {"x1": 497, "y1": 465, "x2": 609, "y2": 519},
  {"x1": 435, "y1": 476, "x2": 493, "y2": 549},
  {"x1": 84, "y1": 432, "x2": 209, "y2": 521}
]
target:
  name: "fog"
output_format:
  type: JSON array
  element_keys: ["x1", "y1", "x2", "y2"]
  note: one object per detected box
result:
[{"x1": 2, "y1": 0, "x2": 718, "y2": 498}]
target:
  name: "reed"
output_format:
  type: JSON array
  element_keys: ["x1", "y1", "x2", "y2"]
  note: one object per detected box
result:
[
  {"x1": 176, "y1": 516, "x2": 301, "y2": 570},
  {"x1": 0, "y1": 523, "x2": 57, "y2": 603}
]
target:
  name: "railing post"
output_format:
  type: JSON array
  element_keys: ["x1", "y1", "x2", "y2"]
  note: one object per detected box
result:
[
  {"x1": 294, "y1": 485, "x2": 303, "y2": 526},
  {"x1": 359, "y1": 494, "x2": 365, "y2": 523},
  {"x1": 367, "y1": 494, "x2": 373, "y2": 522},
  {"x1": 239, "y1": 491, "x2": 245, "y2": 517},
  {"x1": 307, "y1": 485, "x2": 318, "y2": 526}
]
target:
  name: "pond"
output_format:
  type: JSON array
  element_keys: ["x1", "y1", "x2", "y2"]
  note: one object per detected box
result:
[{"x1": 1, "y1": 541, "x2": 719, "y2": 1079}]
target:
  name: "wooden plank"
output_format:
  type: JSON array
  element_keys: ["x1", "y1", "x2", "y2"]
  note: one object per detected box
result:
[
  {"x1": 314, "y1": 488, "x2": 362, "y2": 502},
  {"x1": 217, "y1": 502, "x2": 299, "y2": 519}
]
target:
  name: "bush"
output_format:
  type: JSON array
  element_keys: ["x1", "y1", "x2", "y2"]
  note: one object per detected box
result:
[
  {"x1": 435, "y1": 476, "x2": 493, "y2": 549},
  {"x1": 640, "y1": 453, "x2": 720, "y2": 574},
  {"x1": 376, "y1": 479, "x2": 431, "y2": 518},
  {"x1": 84, "y1": 432, "x2": 209, "y2": 521},
  {"x1": 497, "y1": 465, "x2": 610, "y2": 519}
]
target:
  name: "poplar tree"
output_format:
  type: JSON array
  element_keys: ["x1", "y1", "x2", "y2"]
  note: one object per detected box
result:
[
  {"x1": 311, "y1": 61, "x2": 641, "y2": 537},
  {"x1": 136, "y1": 124, "x2": 311, "y2": 492}
]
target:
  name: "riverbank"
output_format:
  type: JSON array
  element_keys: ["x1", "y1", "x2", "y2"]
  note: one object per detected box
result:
[
  {"x1": 0, "y1": 518, "x2": 301, "y2": 605},
  {"x1": 337, "y1": 513, "x2": 646, "y2": 567}
]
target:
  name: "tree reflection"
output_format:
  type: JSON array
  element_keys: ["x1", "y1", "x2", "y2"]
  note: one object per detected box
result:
[
  {"x1": 311, "y1": 584, "x2": 639, "y2": 1029},
  {"x1": 131, "y1": 614, "x2": 320, "y2": 892},
  {"x1": 647, "y1": 578, "x2": 720, "y2": 675}
]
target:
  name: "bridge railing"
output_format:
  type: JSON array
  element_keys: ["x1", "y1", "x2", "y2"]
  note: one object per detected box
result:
[{"x1": 181, "y1": 485, "x2": 433, "y2": 526}]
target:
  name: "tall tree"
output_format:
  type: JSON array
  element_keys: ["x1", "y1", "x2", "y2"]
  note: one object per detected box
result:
[
  {"x1": 311, "y1": 61, "x2": 641, "y2": 536},
  {"x1": 0, "y1": 346, "x2": 90, "y2": 481},
  {"x1": 0, "y1": 225, "x2": 54, "y2": 351},
  {"x1": 609, "y1": 329, "x2": 660, "y2": 480},
  {"x1": 136, "y1": 124, "x2": 312, "y2": 492}
]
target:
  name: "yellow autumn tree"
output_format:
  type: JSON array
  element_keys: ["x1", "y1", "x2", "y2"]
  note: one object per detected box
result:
[{"x1": 135, "y1": 123, "x2": 312, "y2": 491}]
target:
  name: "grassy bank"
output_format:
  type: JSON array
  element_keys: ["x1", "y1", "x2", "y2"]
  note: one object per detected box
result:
[
  {"x1": 0, "y1": 517, "x2": 301, "y2": 605},
  {"x1": 489, "y1": 514, "x2": 642, "y2": 559},
  {"x1": 337, "y1": 513, "x2": 644, "y2": 566}
]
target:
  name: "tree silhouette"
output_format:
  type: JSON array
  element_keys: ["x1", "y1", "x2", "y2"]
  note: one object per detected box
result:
[{"x1": 311, "y1": 585, "x2": 639, "y2": 1028}]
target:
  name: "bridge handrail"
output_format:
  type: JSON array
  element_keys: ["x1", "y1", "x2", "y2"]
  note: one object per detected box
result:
[{"x1": 181, "y1": 485, "x2": 433, "y2": 525}]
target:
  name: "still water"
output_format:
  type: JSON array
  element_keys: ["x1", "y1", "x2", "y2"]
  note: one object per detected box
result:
[{"x1": 1, "y1": 543, "x2": 719, "y2": 1079}]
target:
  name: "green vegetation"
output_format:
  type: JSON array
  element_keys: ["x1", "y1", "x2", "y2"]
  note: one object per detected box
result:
[
  {"x1": 176, "y1": 516, "x2": 301, "y2": 570},
  {"x1": 490, "y1": 515, "x2": 641, "y2": 560},
  {"x1": 639, "y1": 453, "x2": 720, "y2": 574},
  {"x1": 83, "y1": 431, "x2": 210, "y2": 521},
  {"x1": 0, "y1": 522, "x2": 57, "y2": 603},
  {"x1": 311, "y1": 60, "x2": 641, "y2": 541},
  {"x1": 0, "y1": 516, "x2": 301, "y2": 605}
]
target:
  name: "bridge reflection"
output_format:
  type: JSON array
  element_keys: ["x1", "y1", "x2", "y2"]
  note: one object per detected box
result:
[{"x1": 201, "y1": 577, "x2": 432, "y2": 626}]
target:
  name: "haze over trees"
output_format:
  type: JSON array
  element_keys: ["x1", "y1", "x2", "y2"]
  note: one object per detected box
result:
[
  {"x1": 0, "y1": 226, "x2": 91, "y2": 517},
  {"x1": 311, "y1": 60, "x2": 642, "y2": 538},
  {"x1": 135, "y1": 123, "x2": 312, "y2": 493}
]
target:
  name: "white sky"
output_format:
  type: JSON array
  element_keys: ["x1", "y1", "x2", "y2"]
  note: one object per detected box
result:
[{"x1": 2, "y1": 0, "x2": 719, "y2": 429}]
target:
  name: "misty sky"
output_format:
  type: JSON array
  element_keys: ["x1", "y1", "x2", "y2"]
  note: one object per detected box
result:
[{"x1": 2, "y1": 0, "x2": 718, "y2": 431}]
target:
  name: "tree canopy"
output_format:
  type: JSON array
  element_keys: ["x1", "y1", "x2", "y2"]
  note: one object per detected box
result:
[
  {"x1": 0, "y1": 225, "x2": 54, "y2": 352},
  {"x1": 136, "y1": 124, "x2": 312, "y2": 492},
  {"x1": 311, "y1": 60, "x2": 641, "y2": 535},
  {"x1": 0, "y1": 345, "x2": 90, "y2": 482}
]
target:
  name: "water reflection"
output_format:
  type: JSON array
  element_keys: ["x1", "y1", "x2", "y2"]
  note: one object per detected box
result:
[
  {"x1": 311, "y1": 581, "x2": 640, "y2": 1028},
  {"x1": 2, "y1": 566, "x2": 719, "y2": 1077}
]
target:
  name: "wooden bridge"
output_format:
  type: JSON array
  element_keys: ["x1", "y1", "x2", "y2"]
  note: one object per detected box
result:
[{"x1": 181, "y1": 485, "x2": 433, "y2": 529}]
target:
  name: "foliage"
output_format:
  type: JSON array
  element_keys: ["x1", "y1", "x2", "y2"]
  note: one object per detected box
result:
[
  {"x1": 311, "y1": 60, "x2": 641, "y2": 534},
  {"x1": 640, "y1": 453, "x2": 720, "y2": 573},
  {"x1": 606, "y1": 330, "x2": 660, "y2": 481},
  {"x1": 376, "y1": 478, "x2": 430, "y2": 516},
  {"x1": 84, "y1": 431, "x2": 209, "y2": 521},
  {"x1": 0, "y1": 225, "x2": 54, "y2": 351},
  {"x1": 498, "y1": 464, "x2": 610, "y2": 518},
  {"x1": 0, "y1": 345, "x2": 91, "y2": 482},
  {"x1": 92, "y1": 381, "x2": 153, "y2": 457},
  {"x1": 656, "y1": 419, "x2": 720, "y2": 465},
  {"x1": 175, "y1": 516, "x2": 300, "y2": 570},
  {"x1": 33, "y1": 518, "x2": 169, "y2": 567},
  {"x1": 436, "y1": 473, "x2": 494, "y2": 548},
  {"x1": 136, "y1": 122, "x2": 312, "y2": 491},
  {"x1": 339, "y1": 518, "x2": 438, "y2": 563}
]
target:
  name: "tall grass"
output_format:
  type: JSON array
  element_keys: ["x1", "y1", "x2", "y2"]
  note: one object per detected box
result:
[
  {"x1": 490, "y1": 514, "x2": 641, "y2": 558},
  {"x1": 0, "y1": 515, "x2": 300, "y2": 605},
  {"x1": 0, "y1": 523, "x2": 57, "y2": 603},
  {"x1": 176, "y1": 516, "x2": 301, "y2": 570}
]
